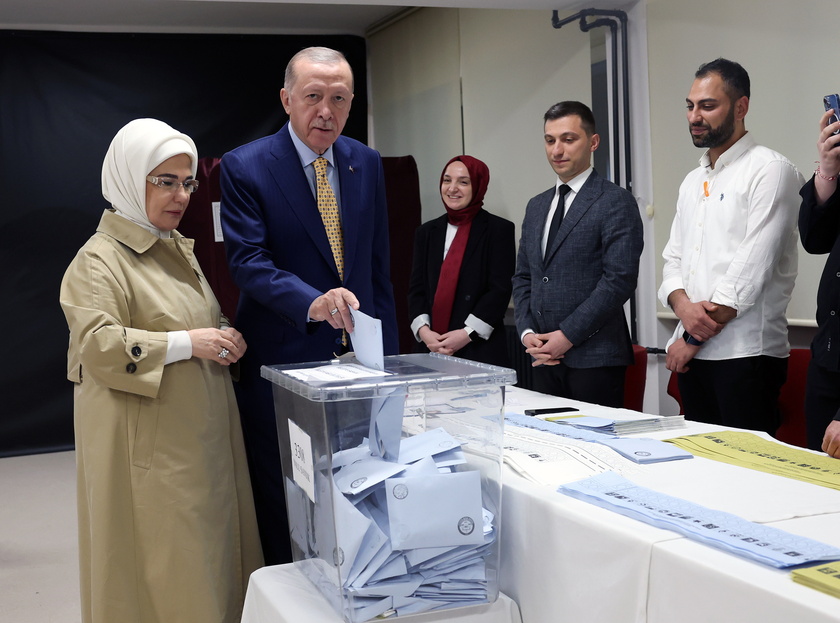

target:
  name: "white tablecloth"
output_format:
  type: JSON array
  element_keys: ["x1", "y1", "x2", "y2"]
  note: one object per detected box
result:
[
  {"x1": 500, "y1": 387, "x2": 840, "y2": 623},
  {"x1": 241, "y1": 564, "x2": 523, "y2": 623}
]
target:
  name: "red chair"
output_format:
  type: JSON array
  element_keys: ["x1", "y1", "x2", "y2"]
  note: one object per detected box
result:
[
  {"x1": 623, "y1": 344, "x2": 648, "y2": 412},
  {"x1": 666, "y1": 350, "x2": 810, "y2": 445},
  {"x1": 775, "y1": 348, "x2": 810, "y2": 448},
  {"x1": 666, "y1": 371, "x2": 684, "y2": 415}
]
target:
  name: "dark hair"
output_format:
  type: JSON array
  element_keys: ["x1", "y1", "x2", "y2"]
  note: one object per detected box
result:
[
  {"x1": 544, "y1": 101, "x2": 597, "y2": 136},
  {"x1": 695, "y1": 58, "x2": 750, "y2": 101}
]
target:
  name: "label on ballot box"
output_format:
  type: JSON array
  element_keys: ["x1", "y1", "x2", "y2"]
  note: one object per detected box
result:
[
  {"x1": 288, "y1": 419, "x2": 315, "y2": 503},
  {"x1": 261, "y1": 353, "x2": 516, "y2": 623}
]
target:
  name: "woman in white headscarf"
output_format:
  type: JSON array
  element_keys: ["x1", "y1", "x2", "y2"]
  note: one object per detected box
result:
[{"x1": 60, "y1": 119, "x2": 263, "y2": 623}]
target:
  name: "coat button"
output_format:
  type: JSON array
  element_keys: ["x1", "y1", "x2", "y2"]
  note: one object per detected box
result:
[
  {"x1": 542, "y1": 276, "x2": 549, "y2": 283},
  {"x1": 131, "y1": 346, "x2": 142, "y2": 357},
  {"x1": 126, "y1": 363, "x2": 137, "y2": 373}
]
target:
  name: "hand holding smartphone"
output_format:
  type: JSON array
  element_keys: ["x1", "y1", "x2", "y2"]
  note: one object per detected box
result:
[{"x1": 823, "y1": 94, "x2": 840, "y2": 134}]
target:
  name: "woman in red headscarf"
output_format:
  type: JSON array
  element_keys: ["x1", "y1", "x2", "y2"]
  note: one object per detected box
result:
[{"x1": 408, "y1": 155, "x2": 516, "y2": 367}]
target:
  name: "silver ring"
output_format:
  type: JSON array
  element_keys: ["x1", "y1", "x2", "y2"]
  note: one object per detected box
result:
[
  {"x1": 218, "y1": 348, "x2": 230, "y2": 358},
  {"x1": 329, "y1": 307, "x2": 339, "y2": 316}
]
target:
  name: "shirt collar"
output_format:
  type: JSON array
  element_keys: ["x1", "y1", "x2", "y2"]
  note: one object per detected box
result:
[
  {"x1": 700, "y1": 131, "x2": 755, "y2": 171},
  {"x1": 288, "y1": 124, "x2": 335, "y2": 169},
  {"x1": 557, "y1": 166, "x2": 593, "y2": 194}
]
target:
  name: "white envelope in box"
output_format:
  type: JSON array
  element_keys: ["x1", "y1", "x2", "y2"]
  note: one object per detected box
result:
[{"x1": 385, "y1": 470, "x2": 484, "y2": 550}]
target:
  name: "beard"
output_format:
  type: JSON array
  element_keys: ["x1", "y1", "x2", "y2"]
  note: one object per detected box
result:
[{"x1": 690, "y1": 105, "x2": 736, "y2": 148}]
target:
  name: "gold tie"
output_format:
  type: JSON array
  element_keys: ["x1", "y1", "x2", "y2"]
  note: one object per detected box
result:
[
  {"x1": 314, "y1": 156, "x2": 344, "y2": 281},
  {"x1": 314, "y1": 157, "x2": 348, "y2": 349}
]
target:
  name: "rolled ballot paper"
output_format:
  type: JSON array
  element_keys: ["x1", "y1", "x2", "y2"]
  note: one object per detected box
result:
[{"x1": 317, "y1": 427, "x2": 494, "y2": 622}]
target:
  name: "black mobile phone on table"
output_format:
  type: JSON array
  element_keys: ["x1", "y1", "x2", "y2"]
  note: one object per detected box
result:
[
  {"x1": 824, "y1": 94, "x2": 840, "y2": 134},
  {"x1": 524, "y1": 407, "x2": 579, "y2": 416}
]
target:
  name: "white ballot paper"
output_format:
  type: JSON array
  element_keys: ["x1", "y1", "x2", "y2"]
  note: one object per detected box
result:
[{"x1": 349, "y1": 307, "x2": 384, "y2": 371}]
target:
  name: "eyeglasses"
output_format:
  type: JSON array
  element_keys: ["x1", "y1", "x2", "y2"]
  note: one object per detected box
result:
[{"x1": 146, "y1": 175, "x2": 200, "y2": 194}]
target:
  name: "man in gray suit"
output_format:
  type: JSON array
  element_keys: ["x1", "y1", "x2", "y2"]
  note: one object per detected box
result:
[{"x1": 513, "y1": 101, "x2": 643, "y2": 407}]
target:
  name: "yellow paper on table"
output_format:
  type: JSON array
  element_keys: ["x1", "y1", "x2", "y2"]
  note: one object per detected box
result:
[
  {"x1": 665, "y1": 431, "x2": 840, "y2": 491},
  {"x1": 791, "y1": 562, "x2": 840, "y2": 599}
]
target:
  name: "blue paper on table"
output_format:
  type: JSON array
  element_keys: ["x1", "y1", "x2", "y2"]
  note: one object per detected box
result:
[
  {"x1": 506, "y1": 413, "x2": 616, "y2": 442},
  {"x1": 559, "y1": 471, "x2": 840, "y2": 568},
  {"x1": 549, "y1": 415, "x2": 616, "y2": 430},
  {"x1": 598, "y1": 437, "x2": 693, "y2": 463}
]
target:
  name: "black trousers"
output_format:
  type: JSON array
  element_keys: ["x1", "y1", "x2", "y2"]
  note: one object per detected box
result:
[
  {"x1": 532, "y1": 363, "x2": 627, "y2": 408},
  {"x1": 677, "y1": 355, "x2": 787, "y2": 435},
  {"x1": 804, "y1": 359, "x2": 840, "y2": 451}
]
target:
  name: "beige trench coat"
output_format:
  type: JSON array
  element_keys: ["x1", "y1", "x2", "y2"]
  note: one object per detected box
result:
[{"x1": 59, "y1": 210, "x2": 263, "y2": 623}]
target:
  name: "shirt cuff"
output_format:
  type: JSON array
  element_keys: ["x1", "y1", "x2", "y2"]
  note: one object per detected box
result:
[
  {"x1": 165, "y1": 330, "x2": 192, "y2": 365},
  {"x1": 465, "y1": 314, "x2": 493, "y2": 340},
  {"x1": 411, "y1": 314, "x2": 431, "y2": 342}
]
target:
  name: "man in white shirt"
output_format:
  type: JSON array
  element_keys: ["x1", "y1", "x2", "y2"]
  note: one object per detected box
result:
[{"x1": 659, "y1": 58, "x2": 803, "y2": 434}]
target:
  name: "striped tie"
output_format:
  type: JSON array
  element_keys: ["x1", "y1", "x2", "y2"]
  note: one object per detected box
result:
[{"x1": 314, "y1": 156, "x2": 344, "y2": 281}]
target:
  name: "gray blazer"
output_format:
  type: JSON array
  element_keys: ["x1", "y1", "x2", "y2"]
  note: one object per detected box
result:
[{"x1": 512, "y1": 169, "x2": 643, "y2": 368}]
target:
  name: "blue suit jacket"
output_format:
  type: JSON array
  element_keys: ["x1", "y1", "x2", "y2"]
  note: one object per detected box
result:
[
  {"x1": 512, "y1": 170, "x2": 643, "y2": 368},
  {"x1": 220, "y1": 123, "x2": 398, "y2": 370}
]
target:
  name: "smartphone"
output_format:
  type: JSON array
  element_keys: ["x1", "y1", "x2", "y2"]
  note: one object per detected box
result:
[
  {"x1": 824, "y1": 94, "x2": 840, "y2": 134},
  {"x1": 524, "y1": 407, "x2": 579, "y2": 416}
]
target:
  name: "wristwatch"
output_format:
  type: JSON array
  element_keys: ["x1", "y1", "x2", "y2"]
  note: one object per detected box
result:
[
  {"x1": 682, "y1": 330, "x2": 705, "y2": 347},
  {"x1": 464, "y1": 326, "x2": 482, "y2": 342}
]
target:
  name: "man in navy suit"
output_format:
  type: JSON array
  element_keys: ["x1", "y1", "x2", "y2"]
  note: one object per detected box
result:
[
  {"x1": 512, "y1": 101, "x2": 643, "y2": 407},
  {"x1": 220, "y1": 47, "x2": 398, "y2": 564}
]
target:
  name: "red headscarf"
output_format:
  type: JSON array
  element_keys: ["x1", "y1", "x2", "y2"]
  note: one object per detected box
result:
[{"x1": 432, "y1": 155, "x2": 491, "y2": 334}]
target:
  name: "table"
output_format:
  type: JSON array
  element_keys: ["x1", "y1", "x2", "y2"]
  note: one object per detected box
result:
[
  {"x1": 241, "y1": 385, "x2": 840, "y2": 623},
  {"x1": 500, "y1": 386, "x2": 840, "y2": 623},
  {"x1": 241, "y1": 564, "x2": 523, "y2": 623}
]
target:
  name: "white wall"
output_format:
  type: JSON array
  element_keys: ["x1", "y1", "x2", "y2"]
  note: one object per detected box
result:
[
  {"x1": 369, "y1": 8, "x2": 593, "y2": 226},
  {"x1": 370, "y1": 0, "x2": 830, "y2": 414}
]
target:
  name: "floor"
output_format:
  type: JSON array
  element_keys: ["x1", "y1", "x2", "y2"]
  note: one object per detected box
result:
[{"x1": 1, "y1": 450, "x2": 81, "y2": 623}]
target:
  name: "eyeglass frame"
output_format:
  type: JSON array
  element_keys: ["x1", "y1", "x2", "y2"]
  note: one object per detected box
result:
[{"x1": 146, "y1": 175, "x2": 200, "y2": 194}]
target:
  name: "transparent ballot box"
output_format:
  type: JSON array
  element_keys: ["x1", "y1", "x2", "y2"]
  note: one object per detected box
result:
[{"x1": 261, "y1": 353, "x2": 516, "y2": 623}]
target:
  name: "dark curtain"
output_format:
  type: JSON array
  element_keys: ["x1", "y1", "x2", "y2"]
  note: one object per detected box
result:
[{"x1": 0, "y1": 30, "x2": 367, "y2": 457}]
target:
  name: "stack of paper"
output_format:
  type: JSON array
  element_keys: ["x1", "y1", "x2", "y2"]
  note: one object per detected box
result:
[
  {"x1": 791, "y1": 562, "x2": 840, "y2": 598},
  {"x1": 560, "y1": 472, "x2": 840, "y2": 569},
  {"x1": 545, "y1": 413, "x2": 685, "y2": 435},
  {"x1": 505, "y1": 414, "x2": 692, "y2": 464},
  {"x1": 307, "y1": 427, "x2": 495, "y2": 622}
]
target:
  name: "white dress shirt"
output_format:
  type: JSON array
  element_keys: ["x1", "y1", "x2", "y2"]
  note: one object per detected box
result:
[
  {"x1": 540, "y1": 167, "x2": 593, "y2": 257},
  {"x1": 658, "y1": 133, "x2": 803, "y2": 360}
]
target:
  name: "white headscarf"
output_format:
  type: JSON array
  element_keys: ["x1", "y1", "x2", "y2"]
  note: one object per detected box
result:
[{"x1": 101, "y1": 118, "x2": 198, "y2": 236}]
